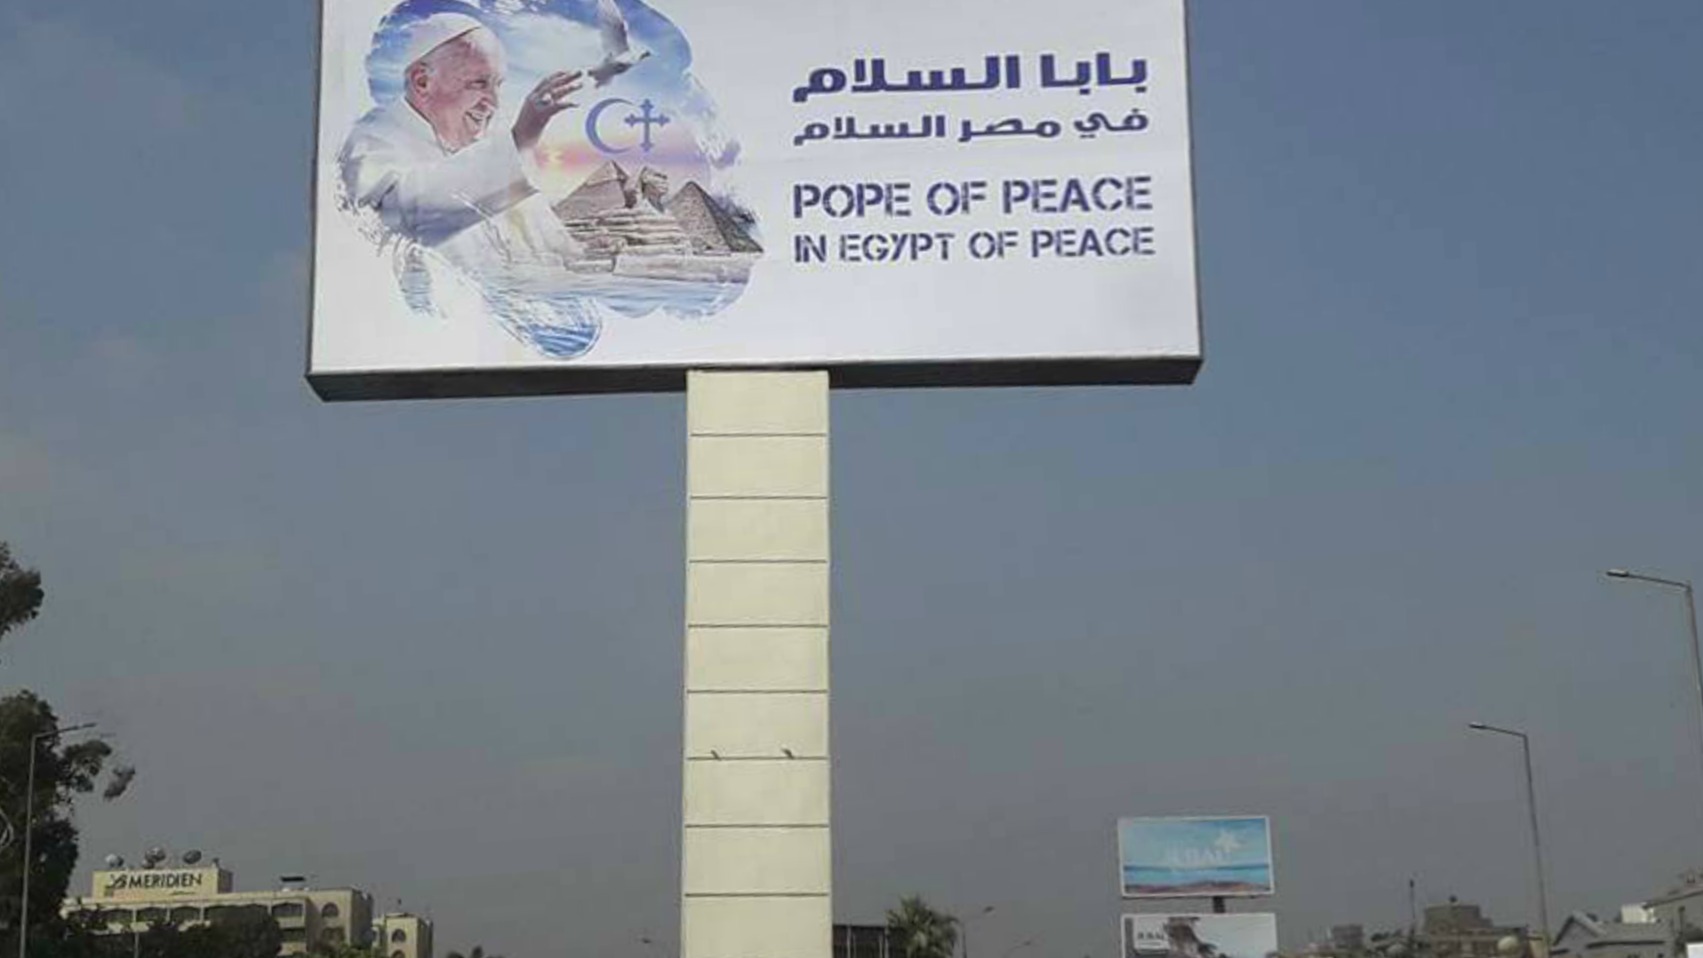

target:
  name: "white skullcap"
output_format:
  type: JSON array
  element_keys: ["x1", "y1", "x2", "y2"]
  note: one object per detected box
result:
[{"x1": 401, "y1": 11, "x2": 489, "y2": 67}]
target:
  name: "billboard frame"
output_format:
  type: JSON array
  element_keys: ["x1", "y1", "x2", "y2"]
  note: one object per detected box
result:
[
  {"x1": 307, "y1": 357, "x2": 1201, "y2": 401},
  {"x1": 302, "y1": 0, "x2": 1205, "y2": 402},
  {"x1": 1116, "y1": 815, "x2": 1275, "y2": 900}
]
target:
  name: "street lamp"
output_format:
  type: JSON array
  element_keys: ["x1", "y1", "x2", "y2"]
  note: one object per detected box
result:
[
  {"x1": 960, "y1": 906, "x2": 996, "y2": 958},
  {"x1": 1604, "y1": 569, "x2": 1703, "y2": 791},
  {"x1": 1468, "y1": 723, "x2": 1552, "y2": 953},
  {"x1": 18, "y1": 722, "x2": 97, "y2": 958}
]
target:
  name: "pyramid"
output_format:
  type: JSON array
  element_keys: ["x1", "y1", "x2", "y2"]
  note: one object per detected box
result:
[
  {"x1": 665, "y1": 182, "x2": 762, "y2": 254},
  {"x1": 553, "y1": 161, "x2": 632, "y2": 221}
]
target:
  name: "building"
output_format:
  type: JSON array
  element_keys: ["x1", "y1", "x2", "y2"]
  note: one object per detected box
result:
[
  {"x1": 835, "y1": 924, "x2": 895, "y2": 958},
  {"x1": 61, "y1": 864, "x2": 404, "y2": 957},
  {"x1": 1646, "y1": 873, "x2": 1703, "y2": 949},
  {"x1": 1622, "y1": 909, "x2": 1658, "y2": 927},
  {"x1": 1550, "y1": 914, "x2": 1668, "y2": 958},
  {"x1": 376, "y1": 912, "x2": 435, "y2": 958},
  {"x1": 1422, "y1": 900, "x2": 1530, "y2": 958}
]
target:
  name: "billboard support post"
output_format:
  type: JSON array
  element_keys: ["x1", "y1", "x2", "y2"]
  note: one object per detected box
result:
[{"x1": 682, "y1": 370, "x2": 832, "y2": 958}]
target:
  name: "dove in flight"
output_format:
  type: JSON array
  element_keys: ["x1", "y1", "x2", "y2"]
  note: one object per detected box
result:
[{"x1": 588, "y1": 0, "x2": 652, "y2": 87}]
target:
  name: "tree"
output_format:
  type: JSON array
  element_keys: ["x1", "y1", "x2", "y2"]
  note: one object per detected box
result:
[
  {"x1": 0, "y1": 692, "x2": 133, "y2": 953},
  {"x1": 0, "y1": 543, "x2": 134, "y2": 956},
  {"x1": 0, "y1": 542, "x2": 44, "y2": 644},
  {"x1": 447, "y1": 946, "x2": 505, "y2": 958},
  {"x1": 887, "y1": 897, "x2": 959, "y2": 958},
  {"x1": 32, "y1": 907, "x2": 287, "y2": 958},
  {"x1": 187, "y1": 906, "x2": 284, "y2": 958},
  {"x1": 311, "y1": 939, "x2": 381, "y2": 958}
]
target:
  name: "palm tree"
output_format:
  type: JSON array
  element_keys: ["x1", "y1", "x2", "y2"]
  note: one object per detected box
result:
[
  {"x1": 447, "y1": 947, "x2": 503, "y2": 958},
  {"x1": 887, "y1": 896, "x2": 959, "y2": 958}
]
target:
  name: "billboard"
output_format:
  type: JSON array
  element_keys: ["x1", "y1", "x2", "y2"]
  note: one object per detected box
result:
[
  {"x1": 1118, "y1": 817, "x2": 1274, "y2": 899},
  {"x1": 1122, "y1": 914, "x2": 1278, "y2": 958},
  {"x1": 309, "y1": 0, "x2": 1200, "y2": 399}
]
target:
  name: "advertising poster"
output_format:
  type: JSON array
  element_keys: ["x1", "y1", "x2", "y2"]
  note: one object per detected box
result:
[
  {"x1": 1118, "y1": 817, "x2": 1275, "y2": 899},
  {"x1": 1123, "y1": 914, "x2": 1279, "y2": 958},
  {"x1": 310, "y1": 0, "x2": 1200, "y2": 397}
]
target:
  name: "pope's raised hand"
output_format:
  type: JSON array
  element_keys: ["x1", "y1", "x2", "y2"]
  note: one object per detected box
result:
[{"x1": 512, "y1": 71, "x2": 585, "y2": 151}]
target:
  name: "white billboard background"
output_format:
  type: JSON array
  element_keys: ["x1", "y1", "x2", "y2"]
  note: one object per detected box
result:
[
  {"x1": 1123, "y1": 915, "x2": 1279, "y2": 958},
  {"x1": 311, "y1": 0, "x2": 1198, "y2": 390}
]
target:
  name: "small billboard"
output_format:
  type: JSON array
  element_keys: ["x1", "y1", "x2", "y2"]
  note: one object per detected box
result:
[
  {"x1": 1122, "y1": 914, "x2": 1278, "y2": 958},
  {"x1": 1117, "y1": 816, "x2": 1274, "y2": 899}
]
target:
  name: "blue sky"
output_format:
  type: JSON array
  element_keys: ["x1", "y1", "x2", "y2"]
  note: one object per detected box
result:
[{"x1": 2, "y1": 1, "x2": 1701, "y2": 956}]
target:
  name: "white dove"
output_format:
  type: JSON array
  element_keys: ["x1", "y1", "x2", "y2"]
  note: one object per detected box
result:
[{"x1": 588, "y1": 0, "x2": 652, "y2": 87}]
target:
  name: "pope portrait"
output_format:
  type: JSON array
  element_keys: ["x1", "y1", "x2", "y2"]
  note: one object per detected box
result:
[{"x1": 338, "y1": 10, "x2": 588, "y2": 270}]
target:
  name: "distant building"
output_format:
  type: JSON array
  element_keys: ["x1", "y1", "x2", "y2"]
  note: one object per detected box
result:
[
  {"x1": 1646, "y1": 873, "x2": 1703, "y2": 948},
  {"x1": 836, "y1": 924, "x2": 895, "y2": 958},
  {"x1": 1623, "y1": 909, "x2": 1658, "y2": 927},
  {"x1": 61, "y1": 863, "x2": 420, "y2": 957},
  {"x1": 1422, "y1": 900, "x2": 1529, "y2": 958},
  {"x1": 376, "y1": 912, "x2": 435, "y2": 958},
  {"x1": 1551, "y1": 914, "x2": 1668, "y2": 958}
]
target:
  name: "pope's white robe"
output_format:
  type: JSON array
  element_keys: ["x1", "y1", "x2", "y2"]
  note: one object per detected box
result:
[{"x1": 338, "y1": 100, "x2": 580, "y2": 270}]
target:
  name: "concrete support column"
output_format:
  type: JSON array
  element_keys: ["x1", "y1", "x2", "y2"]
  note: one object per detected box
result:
[{"x1": 682, "y1": 371, "x2": 831, "y2": 958}]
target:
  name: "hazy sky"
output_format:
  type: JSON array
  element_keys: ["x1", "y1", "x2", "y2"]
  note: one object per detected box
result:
[{"x1": 2, "y1": 1, "x2": 1702, "y2": 956}]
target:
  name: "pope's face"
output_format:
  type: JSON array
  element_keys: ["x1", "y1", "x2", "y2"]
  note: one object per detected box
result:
[{"x1": 412, "y1": 30, "x2": 506, "y2": 151}]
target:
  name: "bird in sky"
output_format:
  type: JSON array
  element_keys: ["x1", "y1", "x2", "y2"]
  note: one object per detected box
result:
[{"x1": 588, "y1": 0, "x2": 652, "y2": 87}]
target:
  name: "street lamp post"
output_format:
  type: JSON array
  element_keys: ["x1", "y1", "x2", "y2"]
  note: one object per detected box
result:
[
  {"x1": 1605, "y1": 569, "x2": 1703, "y2": 791},
  {"x1": 1469, "y1": 723, "x2": 1552, "y2": 954},
  {"x1": 18, "y1": 722, "x2": 97, "y2": 958},
  {"x1": 960, "y1": 906, "x2": 996, "y2": 958}
]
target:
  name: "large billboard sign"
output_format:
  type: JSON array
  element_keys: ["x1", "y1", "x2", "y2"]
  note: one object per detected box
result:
[
  {"x1": 1122, "y1": 914, "x2": 1278, "y2": 958},
  {"x1": 1117, "y1": 816, "x2": 1275, "y2": 899},
  {"x1": 309, "y1": 0, "x2": 1200, "y2": 399}
]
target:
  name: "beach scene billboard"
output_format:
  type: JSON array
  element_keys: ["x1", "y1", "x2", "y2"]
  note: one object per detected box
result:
[
  {"x1": 1122, "y1": 914, "x2": 1279, "y2": 958},
  {"x1": 1117, "y1": 816, "x2": 1274, "y2": 899},
  {"x1": 309, "y1": 0, "x2": 1200, "y2": 399}
]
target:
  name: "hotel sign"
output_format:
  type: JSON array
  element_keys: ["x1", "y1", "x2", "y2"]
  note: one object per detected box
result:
[{"x1": 95, "y1": 867, "x2": 229, "y2": 901}]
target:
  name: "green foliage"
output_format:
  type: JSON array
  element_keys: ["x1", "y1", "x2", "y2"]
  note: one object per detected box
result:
[
  {"x1": 887, "y1": 896, "x2": 960, "y2": 958},
  {"x1": 34, "y1": 907, "x2": 284, "y2": 958},
  {"x1": 311, "y1": 938, "x2": 383, "y2": 958},
  {"x1": 0, "y1": 542, "x2": 45, "y2": 643},
  {"x1": 0, "y1": 692, "x2": 122, "y2": 954},
  {"x1": 196, "y1": 906, "x2": 284, "y2": 958},
  {"x1": 0, "y1": 548, "x2": 135, "y2": 956}
]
